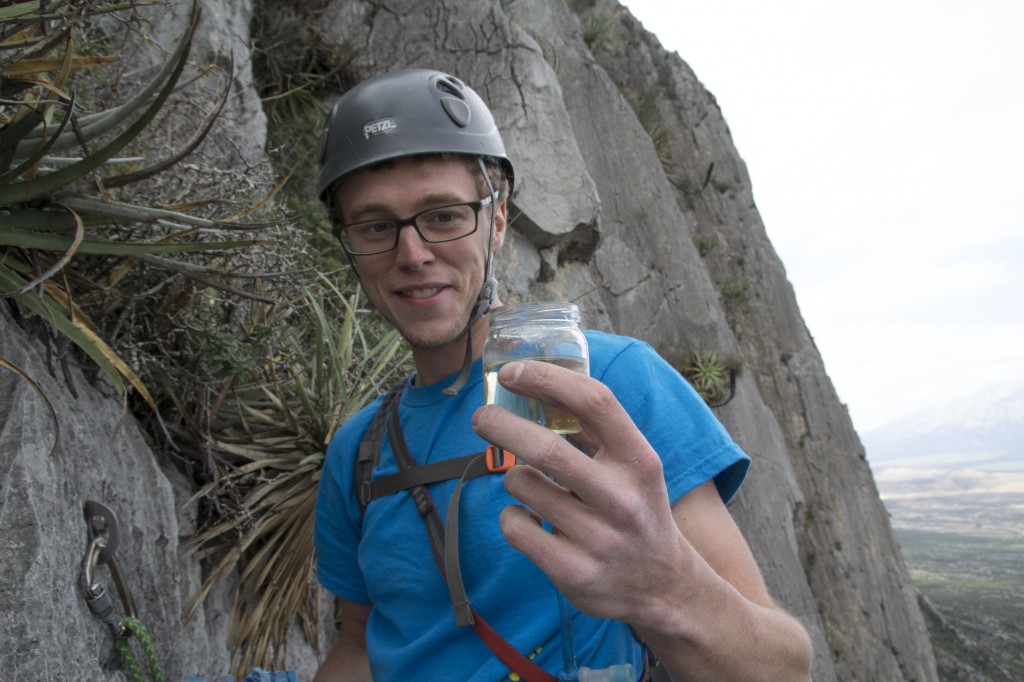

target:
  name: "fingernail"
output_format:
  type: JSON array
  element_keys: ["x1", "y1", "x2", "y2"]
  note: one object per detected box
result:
[
  {"x1": 471, "y1": 405, "x2": 488, "y2": 428},
  {"x1": 504, "y1": 360, "x2": 525, "y2": 384}
]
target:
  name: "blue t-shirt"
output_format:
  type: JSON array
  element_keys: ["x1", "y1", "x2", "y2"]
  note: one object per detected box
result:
[{"x1": 315, "y1": 331, "x2": 750, "y2": 681}]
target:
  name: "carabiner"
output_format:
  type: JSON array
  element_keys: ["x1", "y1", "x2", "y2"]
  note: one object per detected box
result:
[
  {"x1": 80, "y1": 501, "x2": 136, "y2": 638},
  {"x1": 81, "y1": 536, "x2": 124, "y2": 638}
]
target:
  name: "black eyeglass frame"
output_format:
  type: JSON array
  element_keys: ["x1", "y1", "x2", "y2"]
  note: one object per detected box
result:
[{"x1": 333, "y1": 194, "x2": 497, "y2": 256}]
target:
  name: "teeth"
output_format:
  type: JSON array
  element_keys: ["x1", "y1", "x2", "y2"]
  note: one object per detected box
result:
[{"x1": 406, "y1": 287, "x2": 439, "y2": 299}]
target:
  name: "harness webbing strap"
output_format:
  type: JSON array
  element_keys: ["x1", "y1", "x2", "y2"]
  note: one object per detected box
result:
[
  {"x1": 387, "y1": 406, "x2": 448, "y2": 578},
  {"x1": 369, "y1": 452, "x2": 483, "y2": 501},
  {"x1": 379, "y1": 391, "x2": 557, "y2": 682},
  {"x1": 471, "y1": 611, "x2": 558, "y2": 682},
  {"x1": 444, "y1": 453, "x2": 490, "y2": 627},
  {"x1": 356, "y1": 381, "x2": 405, "y2": 510}
]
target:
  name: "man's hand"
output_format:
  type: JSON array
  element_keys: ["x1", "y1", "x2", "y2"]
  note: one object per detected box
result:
[
  {"x1": 471, "y1": 359, "x2": 813, "y2": 681},
  {"x1": 471, "y1": 359, "x2": 694, "y2": 626}
]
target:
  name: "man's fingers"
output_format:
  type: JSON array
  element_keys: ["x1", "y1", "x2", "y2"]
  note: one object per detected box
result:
[
  {"x1": 474, "y1": 405, "x2": 605, "y2": 501},
  {"x1": 490, "y1": 360, "x2": 654, "y2": 466},
  {"x1": 502, "y1": 465, "x2": 592, "y2": 537},
  {"x1": 499, "y1": 504, "x2": 580, "y2": 573}
]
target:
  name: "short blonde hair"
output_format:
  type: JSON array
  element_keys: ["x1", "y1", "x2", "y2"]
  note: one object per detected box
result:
[{"x1": 329, "y1": 153, "x2": 510, "y2": 223}]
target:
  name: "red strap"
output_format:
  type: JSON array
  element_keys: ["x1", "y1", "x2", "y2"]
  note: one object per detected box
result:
[{"x1": 471, "y1": 609, "x2": 558, "y2": 682}]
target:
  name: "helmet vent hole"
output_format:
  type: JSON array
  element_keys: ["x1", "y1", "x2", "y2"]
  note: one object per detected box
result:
[{"x1": 435, "y1": 76, "x2": 466, "y2": 99}]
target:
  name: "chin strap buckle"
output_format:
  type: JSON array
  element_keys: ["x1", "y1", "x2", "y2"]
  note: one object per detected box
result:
[{"x1": 476, "y1": 277, "x2": 498, "y2": 317}]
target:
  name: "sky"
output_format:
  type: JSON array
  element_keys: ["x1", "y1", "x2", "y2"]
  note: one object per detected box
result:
[{"x1": 620, "y1": 0, "x2": 1024, "y2": 434}]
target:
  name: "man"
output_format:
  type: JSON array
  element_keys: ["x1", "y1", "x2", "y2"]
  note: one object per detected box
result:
[{"x1": 313, "y1": 68, "x2": 813, "y2": 681}]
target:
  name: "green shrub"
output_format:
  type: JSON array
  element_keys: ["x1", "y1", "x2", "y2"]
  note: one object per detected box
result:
[{"x1": 682, "y1": 351, "x2": 736, "y2": 406}]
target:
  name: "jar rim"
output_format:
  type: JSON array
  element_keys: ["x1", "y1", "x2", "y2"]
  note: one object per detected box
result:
[{"x1": 490, "y1": 300, "x2": 580, "y2": 323}]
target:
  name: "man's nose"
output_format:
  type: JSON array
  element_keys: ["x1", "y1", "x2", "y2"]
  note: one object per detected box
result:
[{"x1": 394, "y1": 222, "x2": 434, "y2": 267}]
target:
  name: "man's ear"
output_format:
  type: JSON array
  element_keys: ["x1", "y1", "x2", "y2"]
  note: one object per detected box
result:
[{"x1": 491, "y1": 200, "x2": 508, "y2": 251}]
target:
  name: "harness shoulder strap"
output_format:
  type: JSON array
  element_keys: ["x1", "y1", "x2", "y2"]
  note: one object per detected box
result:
[
  {"x1": 383, "y1": 404, "x2": 555, "y2": 682},
  {"x1": 356, "y1": 380, "x2": 406, "y2": 513},
  {"x1": 369, "y1": 453, "x2": 481, "y2": 500},
  {"x1": 358, "y1": 379, "x2": 516, "y2": 506},
  {"x1": 354, "y1": 384, "x2": 553, "y2": 682}
]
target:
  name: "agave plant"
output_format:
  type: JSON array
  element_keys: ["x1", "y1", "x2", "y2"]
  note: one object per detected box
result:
[
  {"x1": 4, "y1": 2, "x2": 411, "y2": 674},
  {"x1": 683, "y1": 350, "x2": 737, "y2": 407},
  {"x1": 0, "y1": 0, "x2": 269, "y2": 411},
  {"x1": 180, "y1": 274, "x2": 411, "y2": 675}
]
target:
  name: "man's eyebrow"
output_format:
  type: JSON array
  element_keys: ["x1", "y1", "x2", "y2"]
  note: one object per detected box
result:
[
  {"x1": 347, "y1": 193, "x2": 471, "y2": 222},
  {"x1": 345, "y1": 202, "x2": 392, "y2": 222}
]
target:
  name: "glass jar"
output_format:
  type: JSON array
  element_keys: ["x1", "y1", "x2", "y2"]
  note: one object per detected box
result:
[{"x1": 483, "y1": 301, "x2": 589, "y2": 434}]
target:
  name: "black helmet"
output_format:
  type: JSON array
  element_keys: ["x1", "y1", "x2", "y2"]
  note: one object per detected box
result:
[{"x1": 317, "y1": 68, "x2": 515, "y2": 202}]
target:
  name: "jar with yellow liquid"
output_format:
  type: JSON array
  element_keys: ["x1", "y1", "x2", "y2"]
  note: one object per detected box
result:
[
  {"x1": 486, "y1": 303, "x2": 637, "y2": 679},
  {"x1": 483, "y1": 301, "x2": 589, "y2": 434}
]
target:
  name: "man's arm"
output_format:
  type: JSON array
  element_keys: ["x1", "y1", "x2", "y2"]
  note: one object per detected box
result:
[
  {"x1": 473, "y1": 359, "x2": 813, "y2": 681},
  {"x1": 641, "y1": 480, "x2": 813, "y2": 680},
  {"x1": 313, "y1": 599, "x2": 373, "y2": 682}
]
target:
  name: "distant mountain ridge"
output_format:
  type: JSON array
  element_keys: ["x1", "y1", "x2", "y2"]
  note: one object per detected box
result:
[{"x1": 863, "y1": 383, "x2": 1024, "y2": 470}]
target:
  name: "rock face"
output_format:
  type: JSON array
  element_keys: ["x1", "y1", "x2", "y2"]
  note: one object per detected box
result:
[
  {"x1": 0, "y1": 0, "x2": 938, "y2": 679},
  {"x1": 0, "y1": 2, "x2": 320, "y2": 680},
  {"x1": 1, "y1": 306, "x2": 222, "y2": 680}
]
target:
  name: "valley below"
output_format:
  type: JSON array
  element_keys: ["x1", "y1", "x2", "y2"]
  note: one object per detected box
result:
[{"x1": 874, "y1": 467, "x2": 1024, "y2": 681}]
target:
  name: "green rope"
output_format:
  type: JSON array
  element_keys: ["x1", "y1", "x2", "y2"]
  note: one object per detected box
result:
[{"x1": 113, "y1": 616, "x2": 164, "y2": 682}]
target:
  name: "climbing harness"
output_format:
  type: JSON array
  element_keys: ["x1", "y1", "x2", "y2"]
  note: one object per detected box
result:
[
  {"x1": 358, "y1": 381, "x2": 657, "y2": 681},
  {"x1": 81, "y1": 500, "x2": 164, "y2": 682},
  {"x1": 359, "y1": 381, "x2": 555, "y2": 682}
]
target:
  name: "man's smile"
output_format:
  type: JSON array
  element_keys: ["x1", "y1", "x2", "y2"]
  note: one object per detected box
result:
[{"x1": 402, "y1": 286, "x2": 444, "y2": 299}]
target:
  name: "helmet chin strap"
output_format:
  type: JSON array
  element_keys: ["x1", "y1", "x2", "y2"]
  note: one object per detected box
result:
[{"x1": 443, "y1": 158, "x2": 500, "y2": 396}]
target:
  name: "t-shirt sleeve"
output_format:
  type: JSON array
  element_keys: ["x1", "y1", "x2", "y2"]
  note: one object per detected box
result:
[
  {"x1": 314, "y1": 415, "x2": 374, "y2": 603},
  {"x1": 592, "y1": 336, "x2": 750, "y2": 505}
]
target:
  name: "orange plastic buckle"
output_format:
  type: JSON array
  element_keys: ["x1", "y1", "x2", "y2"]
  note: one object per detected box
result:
[{"x1": 485, "y1": 445, "x2": 516, "y2": 472}]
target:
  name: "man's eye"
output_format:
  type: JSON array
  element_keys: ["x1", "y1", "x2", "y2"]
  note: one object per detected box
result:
[
  {"x1": 432, "y1": 212, "x2": 458, "y2": 224},
  {"x1": 421, "y1": 207, "x2": 470, "y2": 228},
  {"x1": 355, "y1": 221, "x2": 394, "y2": 238}
]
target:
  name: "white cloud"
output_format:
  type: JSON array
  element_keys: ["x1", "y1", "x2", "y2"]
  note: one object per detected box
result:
[{"x1": 621, "y1": 0, "x2": 1024, "y2": 433}]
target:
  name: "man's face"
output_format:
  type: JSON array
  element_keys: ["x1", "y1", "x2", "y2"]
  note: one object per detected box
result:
[{"x1": 333, "y1": 156, "x2": 506, "y2": 354}]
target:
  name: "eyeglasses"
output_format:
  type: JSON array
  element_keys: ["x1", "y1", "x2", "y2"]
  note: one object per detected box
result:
[{"x1": 334, "y1": 195, "x2": 495, "y2": 255}]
